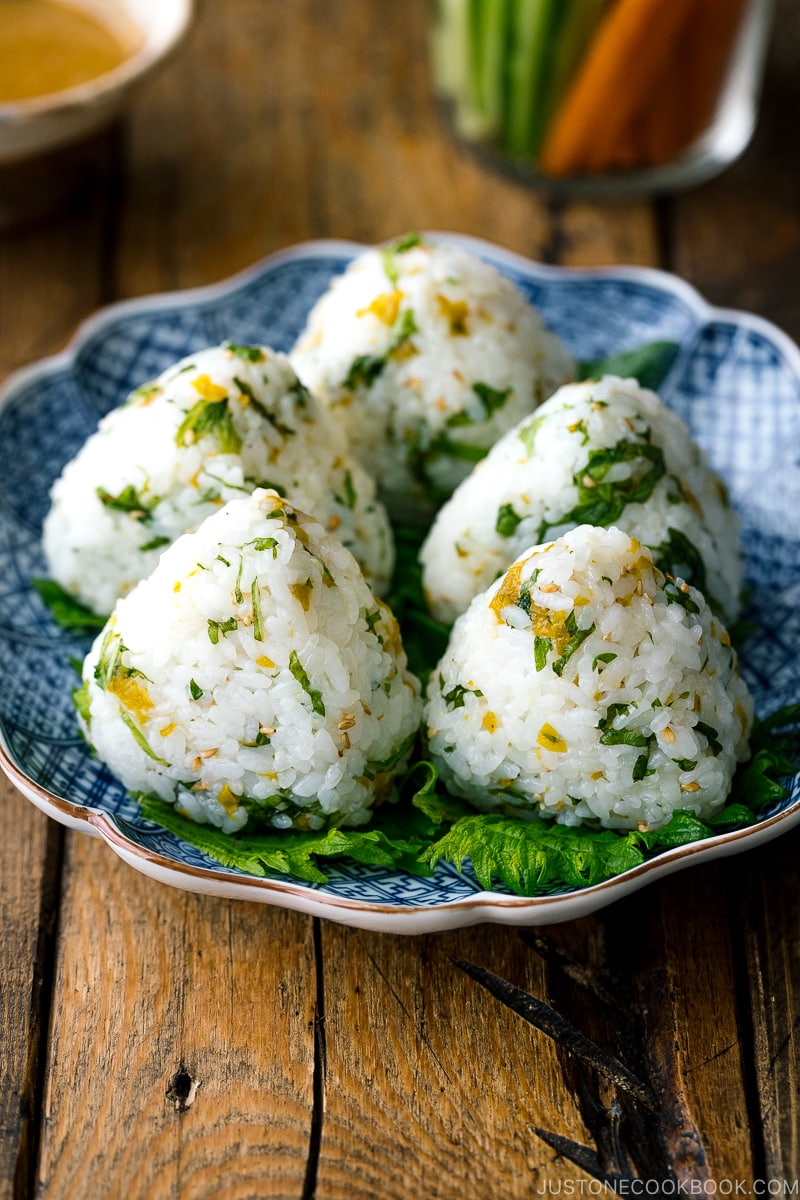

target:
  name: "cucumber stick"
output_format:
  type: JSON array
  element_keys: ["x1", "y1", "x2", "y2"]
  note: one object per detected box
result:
[
  {"x1": 476, "y1": 0, "x2": 511, "y2": 135},
  {"x1": 504, "y1": 0, "x2": 562, "y2": 157}
]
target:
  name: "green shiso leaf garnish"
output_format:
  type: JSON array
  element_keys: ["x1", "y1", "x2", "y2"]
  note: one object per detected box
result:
[
  {"x1": 423, "y1": 814, "x2": 646, "y2": 893},
  {"x1": 120, "y1": 712, "x2": 169, "y2": 766},
  {"x1": 383, "y1": 523, "x2": 451, "y2": 687},
  {"x1": 577, "y1": 340, "x2": 680, "y2": 392},
  {"x1": 207, "y1": 617, "x2": 238, "y2": 645},
  {"x1": 251, "y1": 579, "x2": 264, "y2": 642},
  {"x1": 552, "y1": 618, "x2": 595, "y2": 677},
  {"x1": 495, "y1": 502, "x2": 523, "y2": 538},
  {"x1": 342, "y1": 469, "x2": 357, "y2": 510},
  {"x1": 343, "y1": 307, "x2": 418, "y2": 391},
  {"x1": 72, "y1": 679, "x2": 92, "y2": 727},
  {"x1": 472, "y1": 382, "x2": 511, "y2": 418},
  {"x1": 137, "y1": 764, "x2": 441, "y2": 884},
  {"x1": 32, "y1": 579, "x2": 105, "y2": 632},
  {"x1": 539, "y1": 438, "x2": 666, "y2": 540},
  {"x1": 139, "y1": 535, "x2": 171, "y2": 553},
  {"x1": 344, "y1": 353, "x2": 386, "y2": 390},
  {"x1": 380, "y1": 232, "x2": 423, "y2": 285}
]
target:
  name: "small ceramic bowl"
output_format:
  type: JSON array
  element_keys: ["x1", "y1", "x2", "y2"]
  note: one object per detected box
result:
[{"x1": 0, "y1": 0, "x2": 194, "y2": 164}]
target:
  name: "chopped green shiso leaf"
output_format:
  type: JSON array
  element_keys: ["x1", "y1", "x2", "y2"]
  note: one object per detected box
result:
[{"x1": 175, "y1": 397, "x2": 242, "y2": 454}]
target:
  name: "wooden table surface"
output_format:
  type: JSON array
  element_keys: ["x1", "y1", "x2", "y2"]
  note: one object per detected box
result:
[{"x1": 2, "y1": 1, "x2": 799, "y2": 1196}]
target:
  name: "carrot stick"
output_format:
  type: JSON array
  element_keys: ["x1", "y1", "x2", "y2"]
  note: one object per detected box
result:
[
  {"x1": 617, "y1": 2, "x2": 702, "y2": 170},
  {"x1": 504, "y1": 0, "x2": 560, "y2": 157},
  {"x1": 477, "y1": 0, "x2": 513, "y2": 135},
  {"x1": 539, "y1": 0, "x2": 698, "y2": 175},
  {"x1": 666, "y1": 0, "x2": 748, "y2": 157},
  {"x1": 629, "y1": 42, "x2": 688, "y2": 169},
  {"x1": 615, "y1": 0, "x2": 748, "y2": 169}
]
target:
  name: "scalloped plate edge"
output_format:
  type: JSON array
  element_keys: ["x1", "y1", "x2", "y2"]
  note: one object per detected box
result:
[{"x1": 4, "y1": 732, "x2": 800, "y2": 933}]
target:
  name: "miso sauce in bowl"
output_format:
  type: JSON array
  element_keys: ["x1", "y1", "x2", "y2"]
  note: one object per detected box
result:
[
  {"x1": 0, "y1": 0, "x2": 193, "y2": 163},
  {"x1": 0, "y1": 1, "x2": 142, "y2": 104}
]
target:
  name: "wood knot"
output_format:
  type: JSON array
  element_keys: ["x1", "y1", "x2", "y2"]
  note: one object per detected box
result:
[{"x1": 166, "y1": 1064, "x2": 200, "y2": 1112}]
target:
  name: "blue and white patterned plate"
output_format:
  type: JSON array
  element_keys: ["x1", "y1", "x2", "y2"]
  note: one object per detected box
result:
[{"x1": 2, "y1": 235, "x2": 799, "y2": 933}]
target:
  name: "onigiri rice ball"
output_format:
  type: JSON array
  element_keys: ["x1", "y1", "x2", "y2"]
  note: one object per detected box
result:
[
  {"x1": 44, "y1": 342, "x2": 394, "y2": 615},
  {"x1": 425, "y1": 524, "x2": 752, "y2": 832},
  {"x1": 76, "y1": 489, "x2": 422, "y2": 833},
  {"x1": 290, "y1": 234, "x2": 574, "y2": 523},
  {"x1": 421, "y1": 375, "x2": 743, "y2": 625}
]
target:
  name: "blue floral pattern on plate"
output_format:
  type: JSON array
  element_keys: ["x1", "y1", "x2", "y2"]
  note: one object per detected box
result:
[{"x1": 1, "y1": 235, "x2": 799, "y2": 931}]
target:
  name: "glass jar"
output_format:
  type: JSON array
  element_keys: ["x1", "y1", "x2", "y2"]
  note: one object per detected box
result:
[{"x1": 431, "y1": 0, "x2": 774, "y2": 195}]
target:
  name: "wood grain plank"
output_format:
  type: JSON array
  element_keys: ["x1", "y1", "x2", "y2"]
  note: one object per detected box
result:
[
  {"x1": 0, "y1": 783, "x2": 61, "y2": 1200},
  {"x1": 543, "y1": 864, "x2": 757, "y2": 1183},
  {"x1": 0, "y1": 130, "x2": 120, "y2": 377},
  {"x1": 553, "y1": 199, "x2": 660, "y2": 268},
  {"x1": 315, "y1": 925, "x2": 594, "y2": 1199},
  {"x1": 115, "y1": 0, "x2": 560, "y2": 291},
  {"x1": 37, "y1": 834, "x2": 315, "y2": 1200},
  {"x1": 739, "y1": 831, "x2": 800, "y2": 1179}
]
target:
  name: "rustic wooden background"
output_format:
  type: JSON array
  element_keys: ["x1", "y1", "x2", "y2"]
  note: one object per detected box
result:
[{"x1": 1, "y1": 1, "x2": 799, "y2": 1196}]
